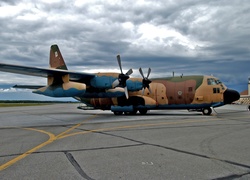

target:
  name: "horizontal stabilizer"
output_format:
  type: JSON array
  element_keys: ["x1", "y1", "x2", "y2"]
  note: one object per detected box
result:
[{"x1": 13, "y1": 85, "x2": 45, "y2": 89}]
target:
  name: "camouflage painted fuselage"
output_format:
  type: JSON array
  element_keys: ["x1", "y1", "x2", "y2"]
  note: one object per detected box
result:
[{"x1": 77, "y1": 75, "x2": 227, "y2": 111}]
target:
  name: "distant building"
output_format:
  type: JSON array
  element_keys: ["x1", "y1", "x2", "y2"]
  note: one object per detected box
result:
[
  {"x1": 249, "y1": 77, "x2": 250, "y2": 96},
  {"x1": 238, "y1": 77, "x2": 250, "y2": 105}
]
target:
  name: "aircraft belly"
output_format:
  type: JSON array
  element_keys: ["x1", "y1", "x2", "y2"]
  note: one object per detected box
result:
[
  {"x1": 82, "y1": 92, "x2": 124, "y2": 98},
  {"x1": 139, "y1": 102, "x2": 224, "y2": 110}
]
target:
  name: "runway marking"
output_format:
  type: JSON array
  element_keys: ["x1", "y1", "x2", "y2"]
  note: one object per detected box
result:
[
  {"x1": 0, "y1": 114, "x2": 97, "y2": 171},
  {"x1": 58, "y1": 117, "x2": 221, "y2": 139},
  {"x1": 0, "y1": 114, "x2": 247, "y2": 171},
  {"x1": 0, "y1": 128, "x2": 55, "y2": 171}
]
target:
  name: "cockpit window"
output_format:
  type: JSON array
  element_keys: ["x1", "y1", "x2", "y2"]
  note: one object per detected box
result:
[
  {"x1": 216, "y1": 79, "x2": 225, "y2": 89},
  {"x1": 215, "y1": 80, "x2": 221, "y2": 84},
  {"x1": 207, "y1": 78, "x2": 222, "y2": 85},
  {"x1": 207, "y1": 78, "x2": 217, "y2": 85},
  {"x1": 207, "y1": 78, "x2": 225, "y2": 90}
]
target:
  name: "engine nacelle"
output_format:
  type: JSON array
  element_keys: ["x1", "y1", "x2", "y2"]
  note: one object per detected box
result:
[
  {"x1": 33, "y1": 82, "x2": 86, "y2": 97},
  {"x1": 126, "y1": 79, "x2": 143, "y2": 91},
  {"x1": 90, "y1": 75, "x2": 115, "y2": 89},
  {"x1": 90, "y1": 75, "x2": 143, "y2": 92}
]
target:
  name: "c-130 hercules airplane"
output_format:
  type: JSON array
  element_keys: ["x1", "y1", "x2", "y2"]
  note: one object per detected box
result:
[{"x1": 0, "y1": 45, "x2": 240, "y2": 115}]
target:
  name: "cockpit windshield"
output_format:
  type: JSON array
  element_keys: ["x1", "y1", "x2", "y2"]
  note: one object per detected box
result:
[
  {"x1": 207, "y1": 78, "x2": 218, "y2": 85},
  {"x1": 216, "y1": 80, "x2": 222, "y2": 84},
  {"x1": 207, "y1": 78, "x2": 225, "y2": 90}
]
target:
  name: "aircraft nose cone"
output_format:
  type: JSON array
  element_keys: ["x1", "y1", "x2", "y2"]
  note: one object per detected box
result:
[{"x1": 223, "y1": 89, "x2": 240, "y2": 104}]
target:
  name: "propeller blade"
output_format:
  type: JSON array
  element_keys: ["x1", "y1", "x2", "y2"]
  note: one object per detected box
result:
[
  {"x1": 141, "y1": 88, "x2": 145, "y2": 96},
  {"x1": 139, "y1": 67, "x2": 152, "y2": 95},
  {"x1": 148, "y1": 86, "x2": 152, "y2": 94},
  {"x1": 113, "y1": 54, "x2": 133, "y2": 98},
  {"x1": 139, "y1": 68, "x2": 145, "y2": 79},
  {"x1": 117, "y1": 55, "x2": 123, "y2": 74},
  {"x1": 112, "y1": 79, "x2": 120, "y2": 88},
  {"x1": 146, "y1": 68, "x2": 151, "y2": 79},
  {"x1": 141, "y1": 86, "x2": 152, "y2": 95},
  {"x1": 126, "y1": 68, "x2": 133, "y2": 76},
  {"x1": 124, "y1": 86, "x2": 129, "y2": 99}
]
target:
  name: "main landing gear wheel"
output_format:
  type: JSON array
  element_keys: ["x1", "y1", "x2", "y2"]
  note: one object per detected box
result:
[
  {"x1": 202, "y1": 107, "x2": 212, "y2": 115},
  {"x1": 113, "y1": 111, "x2": 123, "y2": 115},
  {"x1": 139, "y1": 109, "x2": 148, "y2": 115},
  {"x1": 124, "y1": 110, "x2": 137, "y2": 115}
]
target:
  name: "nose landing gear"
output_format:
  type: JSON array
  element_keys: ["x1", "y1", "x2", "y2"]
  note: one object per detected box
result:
[{"x1": 202, "y1": 107, "x2": 212, "y2": 115}]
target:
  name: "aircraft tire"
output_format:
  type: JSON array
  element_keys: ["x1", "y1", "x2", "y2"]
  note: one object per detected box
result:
[
  {"x1": 114, "y1": 111, "x2": 123, "y2": 115},
  {"x1": 124, "y1": 112, "x2": 130, "y2": 115},
  {"x1": 131, "y1": 110, "x2": 138, "y2": 115},
  {"x1": 124, "y1": 110, "x2": 137, "y2": 115},
  {"x1": 202, "y1": 108, "x2": 212, "y2": 115},
  {"x1": 139, "y1": 109, "x2": 148, "y2": 115}
]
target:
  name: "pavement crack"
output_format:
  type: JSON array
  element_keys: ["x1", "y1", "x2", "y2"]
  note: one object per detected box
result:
[
  {"x1": 64, "y1": 151, "x2": 95, "y2": 180},
  {"x1": 0, "y1": 144, "x2": 144, "y2": 158},
  {"x1": 212, "y1": 171, "x2": 250, "y2": 180},
  {"x1": 93, "y1": 131, "x2": 250, "y2": 170}
]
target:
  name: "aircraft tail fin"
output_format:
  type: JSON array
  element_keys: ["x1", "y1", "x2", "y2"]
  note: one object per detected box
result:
[
  {"x1": 50, "y1": 44, "x2": 68, "y2": 70},
  {"x1": 48, "y1": 44, "x2": 69, "y2": 85}
]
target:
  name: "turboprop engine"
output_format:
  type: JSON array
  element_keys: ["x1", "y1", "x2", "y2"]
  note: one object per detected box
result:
[{"x1": 33, "y1": 82, "x2": 86, "y2": 97}]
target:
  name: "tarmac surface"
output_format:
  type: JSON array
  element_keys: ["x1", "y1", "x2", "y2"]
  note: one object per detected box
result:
[{"x1": 0, "y1": 104, "x2": 250, "y2": 180}]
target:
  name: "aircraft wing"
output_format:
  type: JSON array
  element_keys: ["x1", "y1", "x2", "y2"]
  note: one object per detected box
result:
[{"x1": 0, "y1": 63, "x2": 95, "y2": 82}]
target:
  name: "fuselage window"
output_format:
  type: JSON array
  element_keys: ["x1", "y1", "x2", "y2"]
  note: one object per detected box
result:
[{"x1": 213, "y1": 88, "x2": 220, "y2": 94}]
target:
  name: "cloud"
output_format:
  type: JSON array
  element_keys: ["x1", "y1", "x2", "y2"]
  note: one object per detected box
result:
[
  {"x1": 0, "y1": 0, "x2": 249, "y2": 98},
  {"x1": 0, "y1": 87, "x2": 31, "y2": 92}
]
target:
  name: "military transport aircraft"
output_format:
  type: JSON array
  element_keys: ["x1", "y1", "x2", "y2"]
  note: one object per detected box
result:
[{"x1": 0, "y1": 45, "x2": 240, "y2": 115}]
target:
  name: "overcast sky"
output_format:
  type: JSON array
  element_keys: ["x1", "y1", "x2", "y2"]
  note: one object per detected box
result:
[{"x1": 0, "y1": 0, "x2": 249, "y2": 100}]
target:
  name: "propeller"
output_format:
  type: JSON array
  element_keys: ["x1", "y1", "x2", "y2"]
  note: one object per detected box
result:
[
  {"x1": 139, "y1": 67, "x2": 152, "y2": 95},
  {"x1": 112, "y1": 55, "x2": 133, "y2": 99}
]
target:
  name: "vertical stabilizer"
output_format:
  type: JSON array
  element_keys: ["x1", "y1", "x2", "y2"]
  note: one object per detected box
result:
[
  {"x1": 50, "y1": 44, "x2": 68, "y2": 70},
  {"x1": 48, "y1": 44, "x2": 69, "y2": 85}
]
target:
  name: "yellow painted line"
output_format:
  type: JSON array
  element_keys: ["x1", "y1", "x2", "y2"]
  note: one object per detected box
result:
[
  {"x1": 0, "y1": 128, "x2": 56, "y2": 171},
  {"x1": 59, "y1": 117, "x2": 221, "y2": 139},
  {"x1": 1, "y1": 113, "x2": 246, "y2": 171},
  {"x1": 56, "y1": 114, "x2": 98, "y2": 139},
  {"x1": 0, "y1": 114, "x2": 97, "y2": 171}
]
